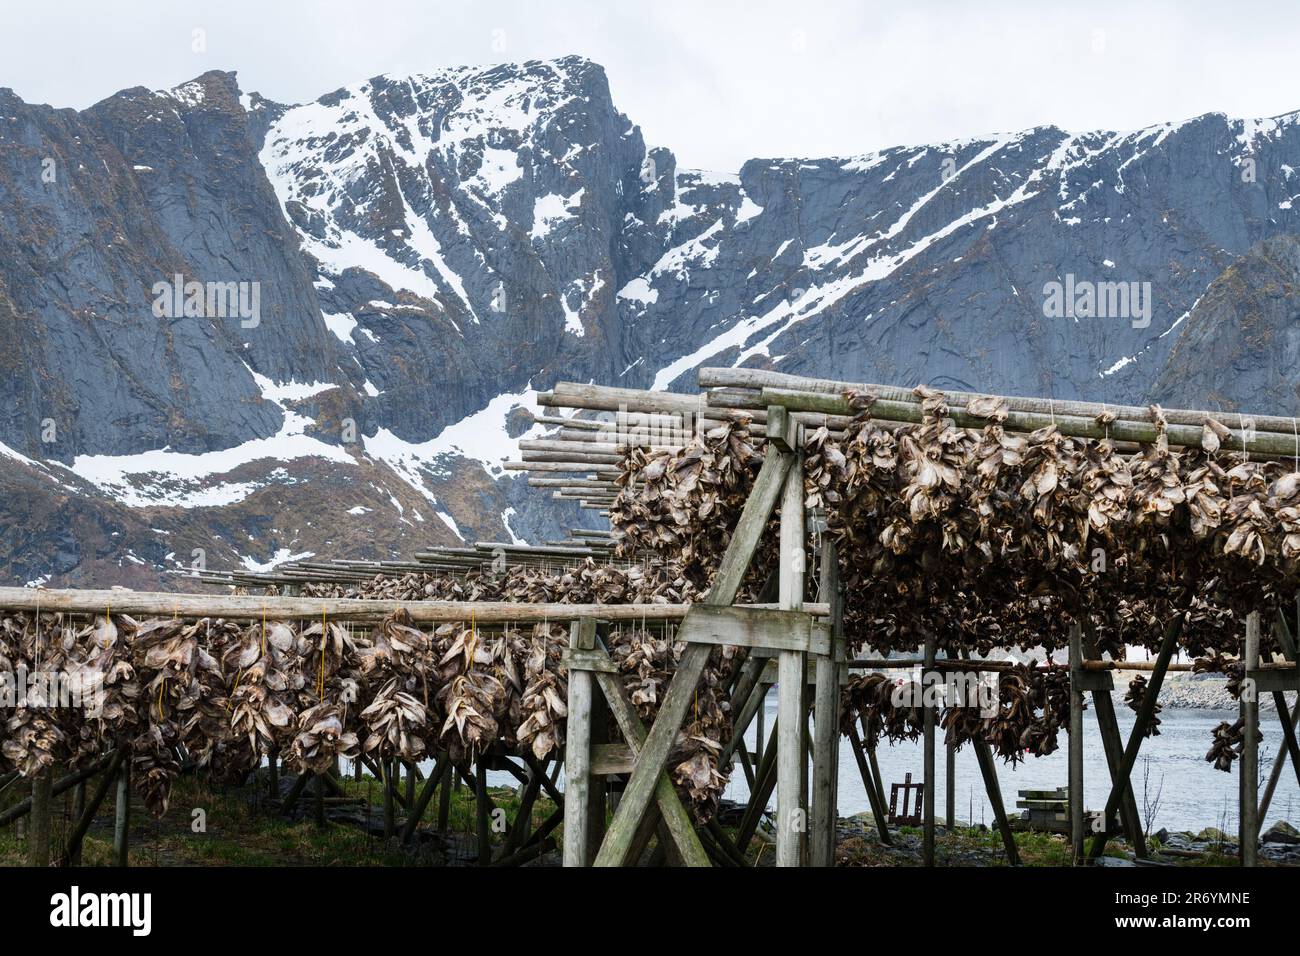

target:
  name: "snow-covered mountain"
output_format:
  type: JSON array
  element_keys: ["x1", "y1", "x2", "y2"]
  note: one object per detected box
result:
[{"x1": 2, "y1": 55, "x2": 1300, "y2": 588}]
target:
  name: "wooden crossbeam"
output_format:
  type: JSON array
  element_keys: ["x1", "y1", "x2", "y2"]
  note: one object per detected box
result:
[{"x1": 677, "y1": 604, "x2": 827, "y2": 653}]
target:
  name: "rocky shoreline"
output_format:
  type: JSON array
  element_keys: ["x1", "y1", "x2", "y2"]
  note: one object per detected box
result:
[{"x1": 1112, "y1": 671, "x2": 1296, "y2": 713}]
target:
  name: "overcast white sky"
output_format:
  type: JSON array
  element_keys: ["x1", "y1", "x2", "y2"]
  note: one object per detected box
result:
[{"x1": 4, "y1": 0, "x2": 1300, "y2": 171}]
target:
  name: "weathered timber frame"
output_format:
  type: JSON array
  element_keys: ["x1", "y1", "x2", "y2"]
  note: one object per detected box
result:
[{"x1": 560, "y1": 406, "x2": 840, "y2": 866}]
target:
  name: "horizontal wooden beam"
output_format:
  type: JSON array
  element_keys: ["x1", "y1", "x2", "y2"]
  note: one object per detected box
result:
[
  {"x1": 761, "y1": 387, "x2": 1297, "y2": 456},
  {"x1": 678, "y1": 604, "x2": 829, "y2": 654},
  {"x1": 701, "y1": 366, "x2": 1299, "y2": 436},
  {"x1": 563, "y1": 648, "x2": 620, "y2": 673},
  {"x1": 0, "y1": 588, "x2": 826, "y2": 625},
  {"x1": 591, "y1": 743, "x2": 636, "y2": 775}
]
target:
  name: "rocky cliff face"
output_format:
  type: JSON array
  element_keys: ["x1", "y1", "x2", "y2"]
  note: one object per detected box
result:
[
  {"x1": 1, "y1": 56, "x2": 1299, "y2": 587},
  {"x1": 1152, "y1": 234, "x2": 1300, "y2": 414}
]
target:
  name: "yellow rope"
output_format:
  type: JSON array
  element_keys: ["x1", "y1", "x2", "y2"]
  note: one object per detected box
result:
[
  {"x1": 466, "y1": 611, "x2": 478, "y2": 668},
  {"x1": 228, "y1": 668, "x2": 242, "y2": 711}
]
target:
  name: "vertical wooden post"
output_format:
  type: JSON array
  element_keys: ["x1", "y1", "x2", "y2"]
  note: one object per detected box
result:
[
  {"x1": 587, "y1": 625, "x2": 610, "y2": 863},
  {"x1": 563, "y1": 617, "x2": 596, "y2": 867},
  {"x1": 27, "y1": 770, "x2": 52, "y2": 867},
  {"x1": 314, "y1": 769, "x2": 327, "y2": 829},
  {"x1": 810, "y1": 539, "x2": 841, "y2": 867},
  {"x1": 1068, "y1": 622, "x2": 1085, "y2": 865},
  {"x1": 68, "y1": 780, "x2": 86, "y2": 867},
  {"x1": 113, "y1": 759, "x2": 131, "y2": 867},
  {"x1": 946, "y1": 739, "x2": 956, "y2": 828},
  {"x1": 437, "y1": 760, "x2": 453, "y2": 831},
  {"x1": 475, "y1": 759, "x2": 492, "y2": 865},
  {"x1": 267, "y1": 746, "x2": 280, "y2": 799},
  {"x1": 776, "y1": 438, "x2": 806, "y2": 867},
  {"x1": 1241, "y1": 611, "x2": 1260, "y2": 867},
  {"x1": 922, "y1": 636, "x2": 936, "y2": 866},
  {"x1": 382, "y1": 758, "x2": 395, "y2": 840}
]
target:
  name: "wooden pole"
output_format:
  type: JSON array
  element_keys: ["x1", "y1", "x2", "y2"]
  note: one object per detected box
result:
[
  {"x1": 810, "y1": 539, "x2": 842, "y2": 867},
  {"x1": 398, "y1": 760, "x2": 440, "y2": 845},
  {"x1": 922, "y1": 636, "x2": 936, "y2": 866},
  {"x1": 1068, "y1": 622, "x2": 1085, "y2": 865},
  {"x1": 972, "y1": 739, "x2": 1019, "y2": 864},
  {"x1": 945, "y1": 739, "x2": 956, "y2": 829},
  {"x1": 504, "y1": 760, "x2": 544, "y2": 853},
  {"x1": 475, "y1": 760, "x2": 492, "y2": 865},
  {"x1": 382, "y1": 759, "x2": 395, "y2": 840},
  {"x1": 113, "y1": 759, "x2": 130, "y2": 867},
  {"x1": 268, "y1": 746, "x2": 280, "y2": 799},
  {"x1": 756, "y1": 386, "x2": 1298, "y2": 457},
  {"x1": 1241, "y1": 611, "x2": 1260, "y2": 867},
  {"x1": 61, "y1": 748, "x2": 126, "y2": 866},
  {"x1": 314, "y1": 770, "x2": 327, "y2": 829},
  {"x1": 776, "y1": 435, "x2": 806, "y2": 867},
  {"x1": 954, "y1": 648, "x2": 1016, "y2": 862},
  {"x1": 587, "y1": 629, "x2": 610, "y2": 864},
  {"x1": 1088, "y1": 614, "x2": 1183, "y2": 861},
  {"x1": 0, "y1": 587, "x2": 829, "y2": 624},
  {"x1": 736, "y1": 716, "x2": 782, "y2": 852},
  {"x1": 437, "y1": 761, "x2": 453, "y2": 831},
  {"x1": 68, "y1": 781, "x2": 86, "y2": 866},
  {"x1": 563, "y1": 617, "x2": 596, "y2": 867},
  {"x1": 698, "y1": 366, "x2": 1300, "y2": 437},
  {"x1": 866, "y1": 739, "x2": 890, "y2": 834},
  {"x1": 279, "y1": 771, "x2": 313, "y2": 815},
  {"x1": 847, "y1": 724, "x2": 893, "y2": 845},
  {"x1": 27, "y1": 770, "x2": 52, "y2": 867},
  {"x1": 1083, "y1": 631, "x2": 1148, "y2": 857}
]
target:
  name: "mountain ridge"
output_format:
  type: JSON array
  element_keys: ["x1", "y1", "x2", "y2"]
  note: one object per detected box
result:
[{"x1": 2, "y1": 56, "x2": 1299, "y2": 588}]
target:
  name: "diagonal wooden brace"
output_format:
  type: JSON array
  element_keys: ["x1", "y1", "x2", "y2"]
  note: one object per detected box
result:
[
  {"x1": 1088, "y1": 613, "x2": 1183, "y2": 861},
  {"x1": 1259, "y1": 611, "x2": 1300, "y2": 823},
  {"x1": 587, "y1": 642, "x2": 710, "y2": 866},
  {"x1": 592, "y1": 443, "x2": 795, "y2": 866}
]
